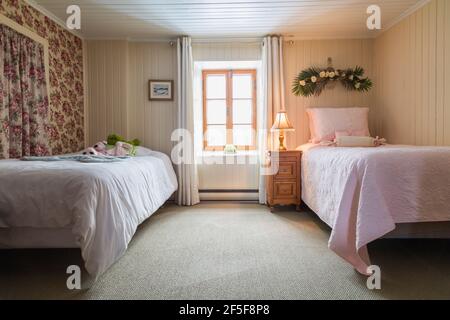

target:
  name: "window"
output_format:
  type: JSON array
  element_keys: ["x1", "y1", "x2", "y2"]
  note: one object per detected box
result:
[{"x1": 202, "y1": 69, "x2": 256, "y2": 151}]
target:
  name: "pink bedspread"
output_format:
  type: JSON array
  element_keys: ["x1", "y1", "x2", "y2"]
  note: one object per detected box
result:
[{"x1": 298, "y1": 144, "x2": 450, "y2": 274}]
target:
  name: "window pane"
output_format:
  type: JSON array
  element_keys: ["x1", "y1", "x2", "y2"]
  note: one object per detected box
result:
[
  {"x1": 206, "y1": 74, "x2": 226, "y2": 99},
  {"x1": 206, "y1": 125, "x2": 226, "y2": 146},
  {"x1": 233, "y1": 124, "x2": 253, "y2": 146},
  {"x1": 207, "y1": 100, "x2": 226, "y2": 124},
  {"x1": 233, "y1": 99, "x2": 252, "y2": 124},
  {"x1": 232, "y1": 74, "x2": 252, "y2": 99}
]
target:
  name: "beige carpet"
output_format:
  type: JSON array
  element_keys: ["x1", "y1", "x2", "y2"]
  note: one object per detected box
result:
[{"x1": 1, "y1": 203, "x2": 449, "y2": 300}]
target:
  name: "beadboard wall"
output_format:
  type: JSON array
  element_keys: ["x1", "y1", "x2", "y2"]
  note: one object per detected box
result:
[
  {"x1": 127, "y1": 42, "x2": 178, "y2": 156},
  {"x1": 85, "y1": 40, "x2": 129, "y2": 146},
  {"x1": 85, "y1": 40, "x2": 177, "y2": 157},
  {"x1": 373, "y1": 0, "x2": 450, "y2": 146},
  {"x1": 192, "y1": 41, "x2": 262, "y2": 61}
]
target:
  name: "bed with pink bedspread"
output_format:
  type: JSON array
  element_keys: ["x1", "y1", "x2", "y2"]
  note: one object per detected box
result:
[{"x1": 298, "y1": 143, "x2": 450, "y2": 274}]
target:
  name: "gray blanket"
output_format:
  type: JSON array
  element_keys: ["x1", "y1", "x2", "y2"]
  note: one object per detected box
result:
[{"x1": 21, "y1": 155, "x2": 130, "y2": 163}]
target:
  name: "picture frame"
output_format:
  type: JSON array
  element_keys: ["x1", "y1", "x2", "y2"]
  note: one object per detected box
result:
[{"x1": 148, "y1": 80, "x2": 174, "y2": 101}]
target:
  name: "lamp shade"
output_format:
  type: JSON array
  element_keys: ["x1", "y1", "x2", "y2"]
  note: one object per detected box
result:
[{"x1": 271, "y1": 111, "x2": 295, "y2": 132}]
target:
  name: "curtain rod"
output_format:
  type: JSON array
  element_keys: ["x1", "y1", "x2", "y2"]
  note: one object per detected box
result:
[
  {"x1": 85, "y1": 37, "x2": 267, "y2": 44},
  {"x1": 191, "y1": 37, "x2": 263, "y2": 44}
]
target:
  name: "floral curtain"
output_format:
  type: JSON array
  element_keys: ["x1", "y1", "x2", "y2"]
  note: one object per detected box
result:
[{"x1": 0, "y1": 24, "x2": 51, "y2": 159}]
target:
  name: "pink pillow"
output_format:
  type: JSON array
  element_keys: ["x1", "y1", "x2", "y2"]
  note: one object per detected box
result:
[
  {"x1": 335, "y1": 130, "x2": 350, "y2": 138},
  {"x1": 306, "y1": 107, "x2": 370, "y2": 143},
  {"x1": 335, "y1": 129, "x2": 368, "y2": 138},
  {"x1": 351, "y1": 129, "x2": 368, "y2": 137}
]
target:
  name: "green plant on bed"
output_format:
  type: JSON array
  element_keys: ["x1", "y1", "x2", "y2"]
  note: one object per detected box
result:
[
  {"x1": 106, "y1": 134, "x2": 141, "y2": 156},
  {"x1": 107, "y1": 134, "x2": 141, "y2": 147}
]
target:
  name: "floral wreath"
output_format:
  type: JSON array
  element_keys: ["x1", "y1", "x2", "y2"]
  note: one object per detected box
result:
[{"x1": 292, "y1": 62, "x2": 373, "y2": 97}]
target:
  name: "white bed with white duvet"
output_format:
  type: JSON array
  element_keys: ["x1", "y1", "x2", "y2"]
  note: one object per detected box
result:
[{"x1": 0, "y1": 148, "x2": 178, "y2": 279}]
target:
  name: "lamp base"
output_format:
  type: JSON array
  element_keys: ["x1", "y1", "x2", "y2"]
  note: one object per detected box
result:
[{"x1": 278, "y1": 132, "x2": 287, "y2": 151}]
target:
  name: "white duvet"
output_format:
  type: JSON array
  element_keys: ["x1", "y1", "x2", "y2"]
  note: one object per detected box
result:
[
  {"x1": 298, "y1": 143, "x2": 450, "y2": 274},
  {"x1": 0, "y1": 151, "x2": 178, "y2": 278}
]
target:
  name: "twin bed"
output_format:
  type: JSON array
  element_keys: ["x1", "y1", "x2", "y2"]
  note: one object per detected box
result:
[
  {"x1": 299, "y1": 143, "x2": 450, "y2": 274},
  {"x1": 0, "y1": 148, "x2": 177, "y2": 278}
]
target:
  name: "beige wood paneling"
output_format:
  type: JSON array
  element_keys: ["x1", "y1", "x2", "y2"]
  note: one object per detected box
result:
[
  {"x1": 197, "y1": 159, "x2": 259, "y2": 191},
  {"x1": 86, "y1": 40, "x2": 177, "y2": 154},
  {"x1": 127, "y1": 42, "x2": 177, "y2": 156},
  {"x1": 283, "y1": 39, "x2": 375, "y2": 149},
  {"x1": 192, "y1": 42, "x2": 262, "y2": 61},
  {"x1": 445, "y1": 0, "x2": 450, "y2": 145},
  {"x1": 374, "y1": 0, "x2": 450, "y2": 146},
  {"x1": 86, "y1": 40, "x2": 128, "y2": 145}
]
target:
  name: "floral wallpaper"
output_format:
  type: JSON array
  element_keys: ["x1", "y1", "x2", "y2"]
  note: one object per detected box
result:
[{"x1": 0, "y1": 0, "x2": 84, "y2": 154}]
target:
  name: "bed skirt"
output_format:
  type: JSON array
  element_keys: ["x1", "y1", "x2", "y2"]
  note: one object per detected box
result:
[{"x1": 384, "y1": 222, "x2": 450, "y2": 239}]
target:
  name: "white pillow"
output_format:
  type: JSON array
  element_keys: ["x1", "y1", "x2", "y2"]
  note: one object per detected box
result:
[
  {"x1": 306, "y1": 107, "x2": 370, "y2": 143},
  {"x1": 134, "y1": 146, "x2": 153, "y2": 156}
]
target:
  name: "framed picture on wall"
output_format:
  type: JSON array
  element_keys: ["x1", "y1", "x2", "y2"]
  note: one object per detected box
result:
[{"x1": 148, "y1": 80, "x2": 174, "y2": 101}]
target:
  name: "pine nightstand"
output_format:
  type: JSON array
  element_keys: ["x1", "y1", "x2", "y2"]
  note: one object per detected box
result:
[{"x1": 266, "y1": 150, "x2": 302, "y2": 212}]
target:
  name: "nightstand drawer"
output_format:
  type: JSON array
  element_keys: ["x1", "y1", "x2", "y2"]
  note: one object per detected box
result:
[
  {"x1": 275, "y1": 161, "x2": 297, "y2": 180},
  {"x1": 278, "y1": 156, "x2": 298, "y2": 162},
  {"x1": 274, "y1": 181, "x2": 297, "y2": 198}
]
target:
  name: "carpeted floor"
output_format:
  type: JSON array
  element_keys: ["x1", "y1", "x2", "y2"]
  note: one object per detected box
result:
[{"x1": 1, "y1": 203, "x2": 449, "y2": 300}]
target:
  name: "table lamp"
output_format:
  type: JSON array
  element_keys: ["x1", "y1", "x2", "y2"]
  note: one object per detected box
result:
[{"x1": 271, "y1": 111, "x2": 295, "y2": 151}]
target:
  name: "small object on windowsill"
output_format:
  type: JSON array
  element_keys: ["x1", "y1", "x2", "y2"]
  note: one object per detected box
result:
[
  {"x1": 224, "y1": 144, "x2": 237, "y2": 154},
  {"x1": 200, "y1": 149, "x2": 258, "y2": 158},
  {"x1": 271, "y1": 111, "x2": 295, "y2": 151}
]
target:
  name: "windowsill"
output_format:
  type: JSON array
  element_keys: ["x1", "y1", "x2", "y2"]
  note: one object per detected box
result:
[{"x1": 199, "y1": 150, "x2": 258, "y2": 157}]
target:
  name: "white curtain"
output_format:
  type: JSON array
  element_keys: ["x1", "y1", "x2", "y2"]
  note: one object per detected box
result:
[
  {"x1": 258, "y1": 36, "x2": 285, "y2": 204},
  {"x1": 175, "y1": 36, "x2": 200, "y2": 206}
]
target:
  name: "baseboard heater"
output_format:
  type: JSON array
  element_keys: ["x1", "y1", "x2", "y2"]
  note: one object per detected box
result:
[{"x1": 199, "y1": 189, "x2": 259, "y2": 201}]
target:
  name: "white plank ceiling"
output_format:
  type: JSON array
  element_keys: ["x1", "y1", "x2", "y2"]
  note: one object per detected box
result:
[{"x1": 30, "y1": 0, "x2": 426, "y2": 40}]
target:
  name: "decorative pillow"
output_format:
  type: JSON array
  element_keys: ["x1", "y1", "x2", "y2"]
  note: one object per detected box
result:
[
  {"x1": 336, "y1": 136, "x2": 375, "y2": 147},
  {"x1": 306, "y1": 107, "x2": 370, "y2": 143},
  {"x1": 134, "y1": 146, "x2": 153, "y2": 156}
]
